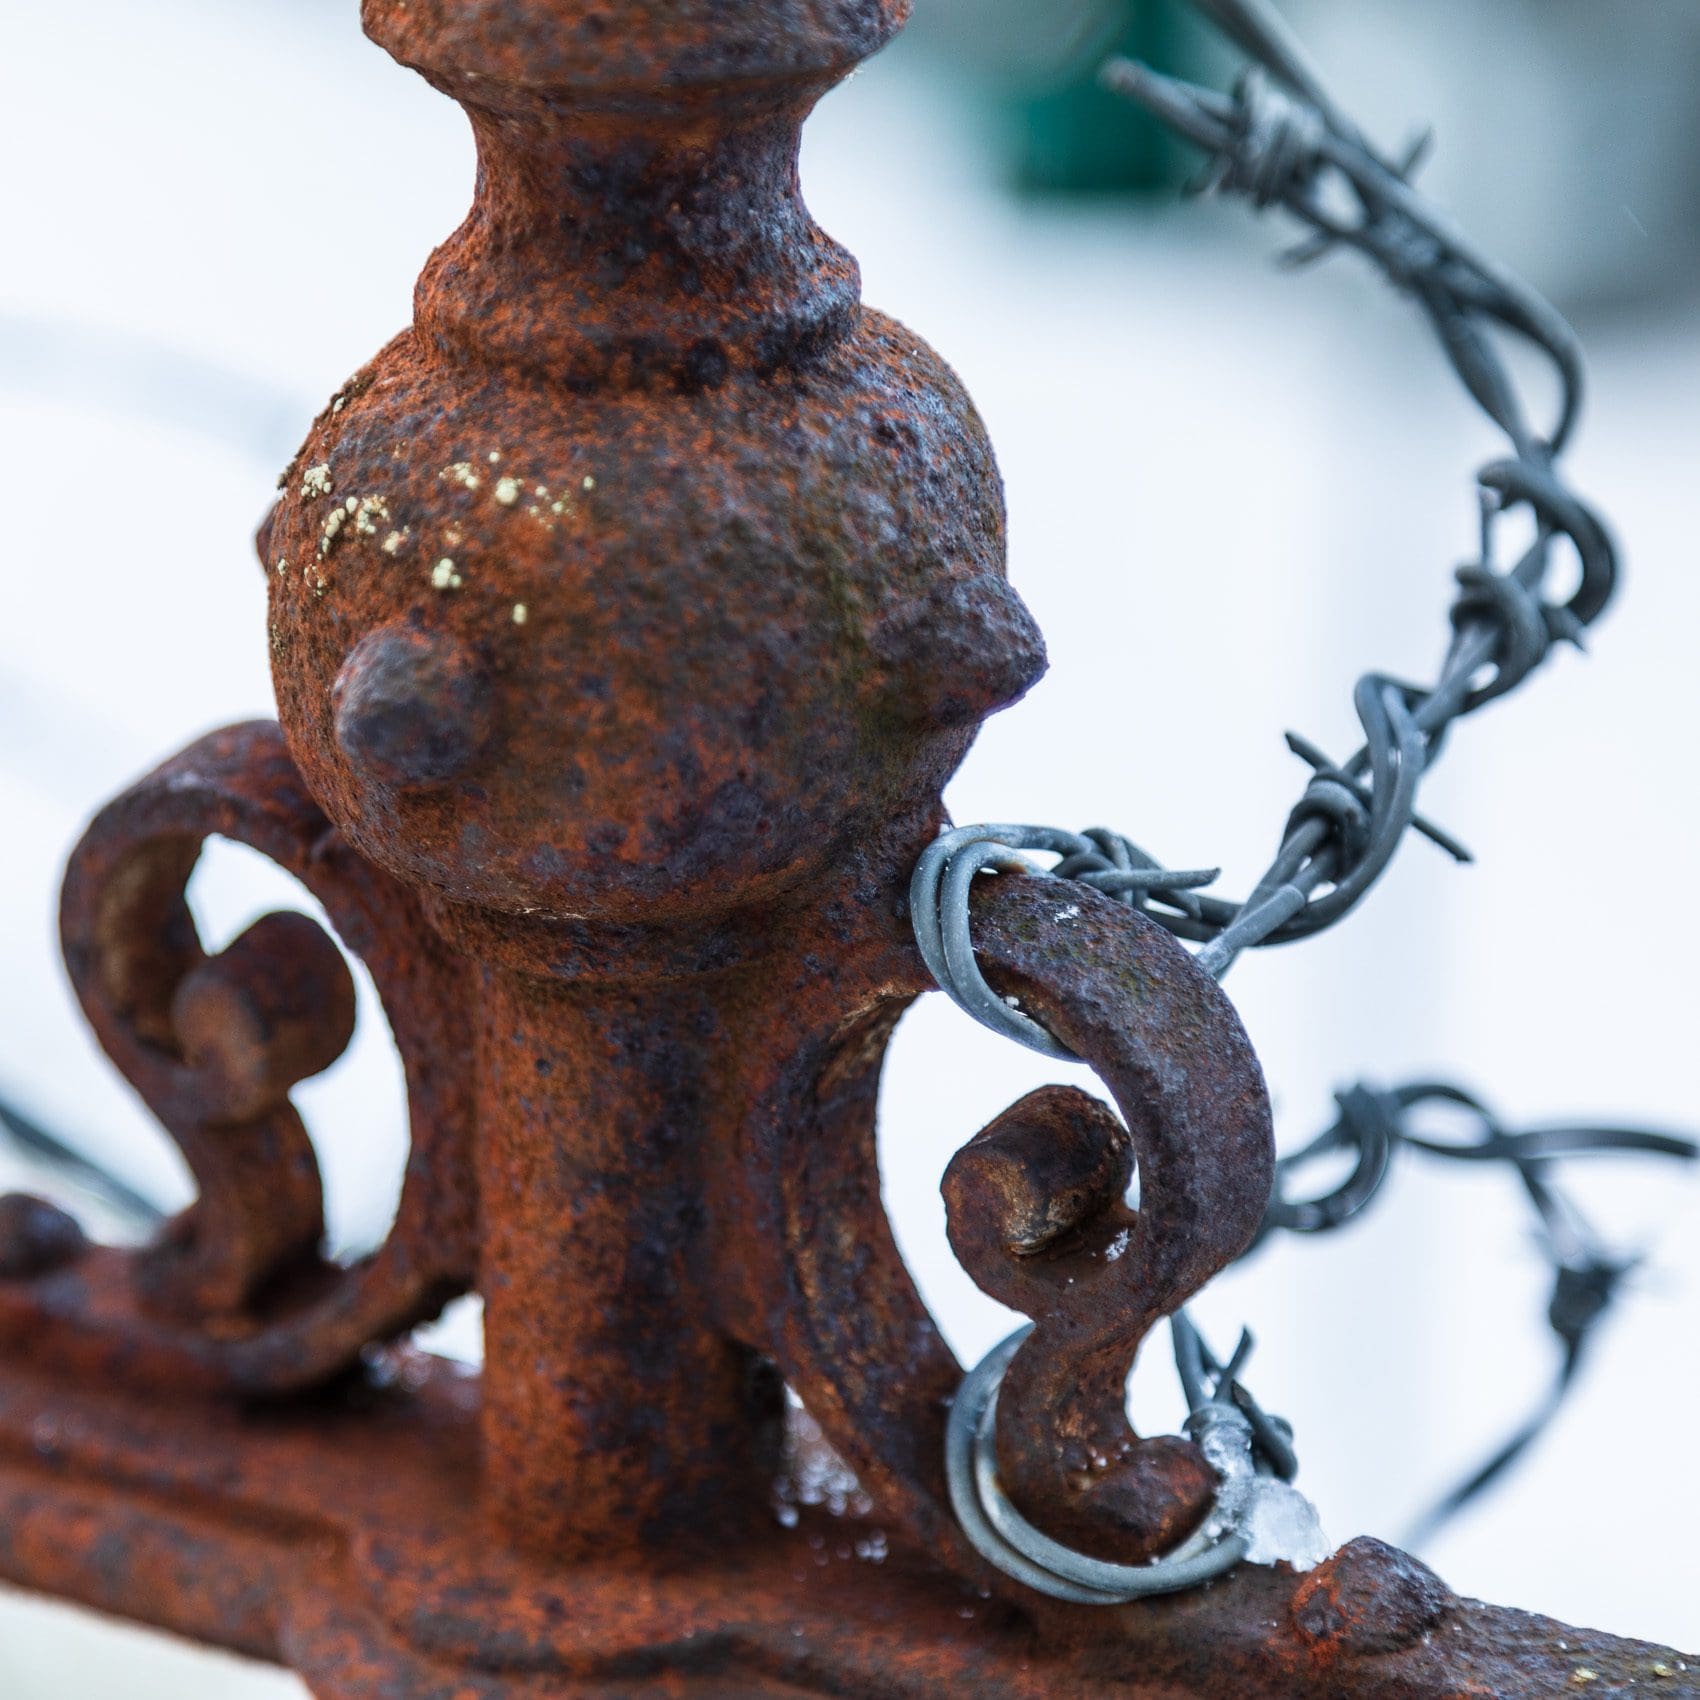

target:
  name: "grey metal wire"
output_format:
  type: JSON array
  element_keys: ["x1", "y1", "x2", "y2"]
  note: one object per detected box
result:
[
  {"x1": 0, "y1": 1093, "x2": 165, "y2": 1227},
  {"x1": 921, "y1": 0, "x2": 1629, "y2": 1602},
  {"x1": 913, "y1": 0, "x2": 1618, "y2": 1036},
  {"x1": 1251, "y1": 1081, "x2": 1698, "y2": 1547},
  {"x1": 910, "y1": 825, "x2": 1220, "y2": 1062},
  {"x1": 947, "y1": 1324, "x2": 1263, "y2": 1601}
]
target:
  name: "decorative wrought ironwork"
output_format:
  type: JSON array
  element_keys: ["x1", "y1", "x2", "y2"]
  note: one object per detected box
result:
[{"x1": 0, "y1": 1, "x2": 1692, "y2": 1695}]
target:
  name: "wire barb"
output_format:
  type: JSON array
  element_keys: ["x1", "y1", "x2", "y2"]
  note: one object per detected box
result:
[
  {"x1": 1252, "y1": 1080, "x2": 1697, "y2": 1544},
  {"x1": 917, "y1": 0, "x2": 1657, "y2": 1598},
  {"x1": 918, "y1": 0, "x2": 1618, "y2": 1020}
]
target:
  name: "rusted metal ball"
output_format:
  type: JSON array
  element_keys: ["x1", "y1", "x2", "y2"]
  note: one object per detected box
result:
[
  {"x1": 333, "y1": 624, "x2": 499, "y2": 791},
  {"x1": 0, "y1": 1195, "x2": 88, "y2": 1281},
  {"x1": 1292, "y1": 1536, "x2": 1457, "y2": 1656},
  {"x1": 268, "y1": 321, "x2": 1045, "y2": 927},
  {"x1": 263, "y1": 46, "x2": 1045, "y2": 931}
]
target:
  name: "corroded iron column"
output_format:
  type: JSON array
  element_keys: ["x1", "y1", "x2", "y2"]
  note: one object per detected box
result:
[
  {"x1": 470, "y1": 962, "x2": 782, "y2": 1560},
  {"x1": 263, "y1": 0, "x2": 1044, "y2": 1566}
]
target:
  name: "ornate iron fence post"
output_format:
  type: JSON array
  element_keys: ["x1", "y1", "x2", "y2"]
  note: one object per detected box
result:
[{"x1": 0, "y1": 1, "x2": 1694, "y2": 1695}]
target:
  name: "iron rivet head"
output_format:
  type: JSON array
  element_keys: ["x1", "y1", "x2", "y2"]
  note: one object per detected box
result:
[
  {"x1": 1292, "y1": 1536, "x2": 1456, "y2": 1656},
  {"x1": 333, "y1": 623, "x2": 499, "y2": 790},
  {"x1": 0, "y1": 1195, "x2": 89, "y2": 1281}
]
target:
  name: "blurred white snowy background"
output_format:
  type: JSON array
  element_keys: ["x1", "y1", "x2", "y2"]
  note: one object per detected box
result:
[{"x1": 2, "y1": 0, "x2": 1697, "y2": 1690}]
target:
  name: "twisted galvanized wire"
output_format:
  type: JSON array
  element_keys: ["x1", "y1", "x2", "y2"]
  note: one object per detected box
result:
[
  {"x1": 914, "y1": 0, "x2": 1619, "y2": 1056},
  {"x1": 923, "y1": 0, "x2": 1635, "y2": 1601},
  {"x1": 1250, "y1": 1080, "x2": 1697, "y2": 1546},
  {"x1": 947, "y1": 1325, "x2": 1255, "y2": 1602},
  {"x1": 948, "y1": 1308, "x2": 1319, "y2": 1602}
]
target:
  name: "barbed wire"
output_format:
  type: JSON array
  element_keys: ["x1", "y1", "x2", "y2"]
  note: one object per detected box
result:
[
  {"x1": 0, "y1": 1092, "x2": 163, "y2": 1227},
  {"x1": 914, "y1": 0, "x2": 1618, "y2": 1045},
  {"x1": 1250, "y1": 1081, "x2": 1697, "y2": 1544},
  {"x1": 921, "y1": 0, "x2": 1660, "y2": 1597}
]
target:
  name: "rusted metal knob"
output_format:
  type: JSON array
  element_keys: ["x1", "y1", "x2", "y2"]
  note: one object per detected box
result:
[
  {"x1": 0, "y1": 1196, "x2": 88, "y2": 1282},
  {"x1": 333, "y1": 625, "x2": 500, "y2": 792},
  {"x1": 171, "y1": 912, "x2": 358, "y2": 1125}
]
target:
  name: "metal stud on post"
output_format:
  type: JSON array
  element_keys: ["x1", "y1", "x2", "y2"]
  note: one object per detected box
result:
[{"x1": 0, "y1": 1, "x2": 1694, "y2": 1696}]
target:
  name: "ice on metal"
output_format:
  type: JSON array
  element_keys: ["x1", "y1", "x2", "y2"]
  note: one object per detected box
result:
[
  {"x1": 1240, "y1": 1478, "x2": 1330, "y2": 1571},
  {"x1": 1189, "y1": 1402, "x2": 1330, "y2": 1572}
]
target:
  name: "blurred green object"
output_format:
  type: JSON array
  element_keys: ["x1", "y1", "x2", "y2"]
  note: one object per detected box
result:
[{"x1": 1014, "y1": 1, "x2": 1201, "y2": 195}]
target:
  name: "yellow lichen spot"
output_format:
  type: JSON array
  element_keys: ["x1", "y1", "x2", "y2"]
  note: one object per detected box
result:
[
  {"x1": 488, "y1": 450, "x2": 502, "y2": 464},
  {"x1": 302, "y1": 464, "x2": 333, "y2": 499},
  {"x1": 534, "y1": 485, "x2": 548, "y2": 499},
  {"x1": 432, "y1": 559, "x2": 464, "y2": 592},
  {"x1": 382, "y1": 529, "x2": 408, "y2": 556},
  {"x1": 550, "y1": 501, "x2": 565, "y2": 515},
  {"x1": 495, "y1": 476, "x2": 522, "y2": 507},
  {"x1": 443, "y1": 462, "x2": 481, "y2": 492},
  {"x1": 581, "y1": 475, "x2": 596, "y2": 492},
  {"x1": 1570, "y1": 1672, "x2": 1598, "y2": 1688},
  {"x1": 512, "y1": 604, "x2": 529, "y2": 626},
  {"x1": 274, "y1": 558, "x2": 288, "y2": 577},
  {"x1": 319, "y1": 506, "x2": 348, "y2": 556},
  {"x1": 1653, "y1": 1665, "x2": 1676, "y2": 1680},
  {"x1": 354, "y1": 495, "x2": 391, "y2": 537}
]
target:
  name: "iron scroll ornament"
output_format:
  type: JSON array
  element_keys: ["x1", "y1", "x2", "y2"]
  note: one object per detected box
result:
[
  {"x1": 36, "y1": 720, "x2": 478, "y2": 1394},
  {"x1": 719, "y1": 855, "x2": 1275, "y2": 1579},
  {"x1": 32, "y1": 716, "x2": 1278, "y2": 1599}
]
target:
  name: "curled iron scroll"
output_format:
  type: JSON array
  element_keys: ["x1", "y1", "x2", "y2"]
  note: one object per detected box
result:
[
  {"x1": 938, "y1": 873, "x2": 1275, "y2": 1565},
  {"x1": 45, "y1": 719, "x2": 477, "y2": 1393},
  {"x1": 728, "y1": 862, "x2": 1273, "y2": 1584}
]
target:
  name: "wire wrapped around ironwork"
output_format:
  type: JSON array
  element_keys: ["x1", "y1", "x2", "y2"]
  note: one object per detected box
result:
[
  {"x1": 918, "y1": 0, "x2": 1639, "y2": 1605},
  {"x1": 914, "y1": 0, "x2": 1620, "y2": 1031},
  {"x1": 947, "y1": 1319, "x2": 1313, "y2": 1601},
  {"x1": 911, "y1": 824, "x2": 1221, "y2": 1063}
]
